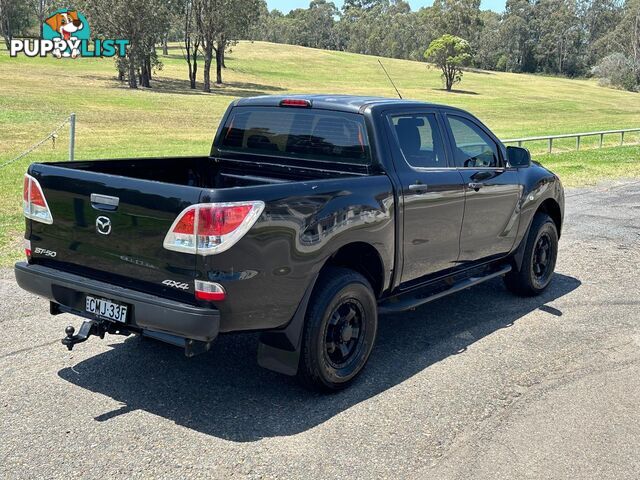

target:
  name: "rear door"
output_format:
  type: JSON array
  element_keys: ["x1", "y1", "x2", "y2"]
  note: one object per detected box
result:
[
  {"x1": 27, "y1": 165, "x2": 201, "y2": 302},
  {"x1": 385, "y1": 110, "x2": 465, "y2": 285},
  {"x1": 442, "y1": 113, "x2": 521, "y2": 263}
]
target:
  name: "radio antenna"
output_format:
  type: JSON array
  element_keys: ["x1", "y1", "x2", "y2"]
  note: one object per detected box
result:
[{"x1": 378, "y1": 59, "x2": 402, "y2": 99}]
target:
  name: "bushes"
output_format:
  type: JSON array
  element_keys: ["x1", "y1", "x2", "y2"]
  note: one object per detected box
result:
[{"x1": 591, "y1": 53, "x2": 639, "y2": 92}]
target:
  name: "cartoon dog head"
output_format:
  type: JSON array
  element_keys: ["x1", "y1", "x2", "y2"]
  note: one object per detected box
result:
[{"x1": 45, "y1": 10, "x2": 84, "y2": 41}]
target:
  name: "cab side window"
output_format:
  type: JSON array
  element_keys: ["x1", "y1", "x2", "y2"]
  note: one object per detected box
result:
[
  {"x1": 447, "y1": 115, "x2": 500, "y2": 168},
  {"x1": 391, "y1": 113, "x2": 447, "y2": 169}
]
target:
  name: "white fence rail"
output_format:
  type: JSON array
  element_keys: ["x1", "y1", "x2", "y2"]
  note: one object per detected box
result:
[{"x1": 502, "y1": 128, "x2": 640, "y2": 154}]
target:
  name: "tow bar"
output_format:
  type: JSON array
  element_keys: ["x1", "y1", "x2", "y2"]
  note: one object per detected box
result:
[{"x1": 61, "y1": 319, "x2": 131, "y2": 351}]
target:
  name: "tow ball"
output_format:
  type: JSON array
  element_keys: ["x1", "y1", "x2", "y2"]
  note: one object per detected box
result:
[{"x1": 61, "y1": 319, "x2": 131, "y2": 351}]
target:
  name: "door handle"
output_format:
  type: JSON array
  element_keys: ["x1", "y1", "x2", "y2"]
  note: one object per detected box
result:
[
  {"x1": 409, "y1": 183, "x2": 428, "y2": 193},
  {"x1": 468, "y1": 182, "x2": 484, "y2": 191},
  {"x1": 90, "y1": 193, "x2": 119, "y2": 211}
]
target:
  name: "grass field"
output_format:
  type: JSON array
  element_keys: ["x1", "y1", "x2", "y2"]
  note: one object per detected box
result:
[{"x1": 1, "y1": 40, "x2": 639, "y2": 266}]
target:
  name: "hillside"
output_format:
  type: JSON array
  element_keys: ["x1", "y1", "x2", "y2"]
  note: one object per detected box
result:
[{"x1": 1, "y1": 41, "x2": 640, "y2": 160}]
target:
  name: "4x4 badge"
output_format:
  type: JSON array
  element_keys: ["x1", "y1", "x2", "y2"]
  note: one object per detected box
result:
[
  {"x1": 162, "y1": 279, "x2": 189, "y2": 290},
  {"x1": 96, "y1": 216, "x2": 112, "y2": 235}
]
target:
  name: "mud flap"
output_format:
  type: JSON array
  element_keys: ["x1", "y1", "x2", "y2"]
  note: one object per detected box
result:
[
  {"x1": 512, "y1": 217, "x2": 535, "y2": 271},
  {"x1": 257, "y1": 273, "x2": 319, "y2": 376}
]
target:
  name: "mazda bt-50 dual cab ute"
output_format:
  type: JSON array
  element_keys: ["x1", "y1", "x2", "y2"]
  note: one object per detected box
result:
[{"x1": 15, "y1": 95, "x2": 564, "y2": 391}]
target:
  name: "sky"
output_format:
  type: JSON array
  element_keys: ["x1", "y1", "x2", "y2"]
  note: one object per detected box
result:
[{"x1": 266, "y1": 0, "x2": 507, "y2": 14}]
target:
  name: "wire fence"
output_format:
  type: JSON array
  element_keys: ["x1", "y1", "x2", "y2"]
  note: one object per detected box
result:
[{"x1": 0, "y1": 114, "x2": 75, "y2": 170}]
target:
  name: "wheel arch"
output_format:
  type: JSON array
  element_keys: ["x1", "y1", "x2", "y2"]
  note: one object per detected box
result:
[
  {"x1": 536, "y1": 198, "x2": 562, "y2": 238},
  {"x1": 322, "y1": 242, "x2": 386, "y2": 298}
]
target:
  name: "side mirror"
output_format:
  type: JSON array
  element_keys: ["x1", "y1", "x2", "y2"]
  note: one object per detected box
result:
[{"x1": 506, "y1": 146, "x2": 531, "y2": 168}]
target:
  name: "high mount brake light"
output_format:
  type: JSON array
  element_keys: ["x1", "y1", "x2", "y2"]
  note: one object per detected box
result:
[
  {"x1": 23, "y1": 174, "x2": 53, "y2": 224},
  {"x1": 163, "y1": 201, "x2": 265, "y2": 256},
  {"x1": 279, "y1": 99, "x2": 312, "y2": 108}
]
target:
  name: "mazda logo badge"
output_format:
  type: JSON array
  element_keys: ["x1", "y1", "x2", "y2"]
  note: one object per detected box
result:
[{"x1": 96, "y1": 216, "x2": 112, "y2": 235}]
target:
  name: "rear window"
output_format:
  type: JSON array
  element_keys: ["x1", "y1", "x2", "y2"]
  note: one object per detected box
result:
[{"x1": 218, "y1": 107, "x2": 371, "y2": 164}]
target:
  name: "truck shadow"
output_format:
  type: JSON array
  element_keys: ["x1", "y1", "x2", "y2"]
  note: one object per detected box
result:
[{"x1": 58, "y1": 273, "x2": 580, "y2": 442}]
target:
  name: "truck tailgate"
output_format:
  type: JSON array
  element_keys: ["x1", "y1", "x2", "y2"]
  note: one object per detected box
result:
[{"x1": 27, "y1": 164, "x2": 201, "y2": 302}]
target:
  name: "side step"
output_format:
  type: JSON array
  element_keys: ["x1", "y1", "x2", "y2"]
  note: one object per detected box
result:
[{"x1": 379, "y1": 264, "x2": 512, "y2": 314}]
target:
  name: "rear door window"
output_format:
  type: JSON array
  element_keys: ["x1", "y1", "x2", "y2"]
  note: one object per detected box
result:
[
  {"x1": 219, "y1": 107, "x2": 371, "y2": 164},
  {"x1": 390, "y1": 113, "x2": 447, "y2": 168}
]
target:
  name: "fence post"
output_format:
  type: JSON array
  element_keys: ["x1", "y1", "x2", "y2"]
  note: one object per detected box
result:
[
  {"x1": 576, "y1": 136, "x2": 580, "y2": 151},
  {"x1": 518, "y1": 140, "x2": 522, "y2": 147},
  {"x1": 68, "y1": 113, "x2": 76, "y2": 162},
  {"x1": 548, "y1": 138, "x2": 553, "y2": 153},
  {"x1": 599, "y1": 133, "x2": 603, "y2": 148},
  {"x1": 621, "y1": 131, "x2": 625, "y2": 146}
]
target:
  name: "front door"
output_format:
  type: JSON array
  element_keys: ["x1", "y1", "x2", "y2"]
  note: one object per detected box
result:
[
  {"x1": 443, "y1": 113, "x2": 521, "y2": 263},
  {"x1": 386, "y1": 111, "x2": 465, "y2": 285}
]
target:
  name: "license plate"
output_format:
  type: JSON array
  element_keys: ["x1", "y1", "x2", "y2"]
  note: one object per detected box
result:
[{"x1": 85, "y1": 295, "x2": 128, "y2": 323}]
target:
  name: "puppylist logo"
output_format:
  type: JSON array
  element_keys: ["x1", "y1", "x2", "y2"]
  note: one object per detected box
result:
[{"x1": 10, "y1": 9, "x2": 129, "y2": 59}]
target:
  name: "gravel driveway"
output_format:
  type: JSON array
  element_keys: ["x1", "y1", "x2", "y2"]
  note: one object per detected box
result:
[{"x1": 1, "y1": 179, "x2": 639, "y2": 479}]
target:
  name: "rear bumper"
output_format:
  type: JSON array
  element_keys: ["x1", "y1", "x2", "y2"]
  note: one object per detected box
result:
[{"x1": 14, "y1": 262, "x2": 220, "y2": 342}]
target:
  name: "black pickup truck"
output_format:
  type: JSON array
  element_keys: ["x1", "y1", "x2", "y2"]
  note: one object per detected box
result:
[{"x1": 15, "y1": 95, "x2": 564, "y2": 391}]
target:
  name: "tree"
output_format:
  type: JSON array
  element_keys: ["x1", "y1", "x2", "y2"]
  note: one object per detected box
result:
[
  {"x1": 500, "y1": 0, "x2": 536, "y2": 72},
  {"x1": 533, "y1": 0, "x2": 582, "y2": 76},
  {"x1": 591, "y1": 52, "x2": 638, "y2": 91},
  {"x1": 213, "y1": 0, "x2": 261, "y2": 83},
  {"x1": 194, "y1": 0, "x2": 260, "y2": 91},
  {"x1": 424, "y1": 34, "x2": 472, "y2": 91},
  {"x1": 302, "y1": 0, "x2": 338, "y2": 49},
  {"x1": 0, "y1": 0, "x2": 32, "y2": 49},
  {"x1": 183, "y1": 0, "x2": 200, "y2": 89},
  {"x1": 598, "y1": 0, "x2": 640, "y2": 89},
  {"x1": 337, "y1": 0, "x2": 422, "y2": 58},
  {"x1": 193, "y1": 0, "x2": 218, "y2": 92},
  {"x1": 431, "y1": 0, "x2": 482, "y2": 45},
  {"x1": 80, "y1": 0, "x2": 171, "y2": 88},
  {"x1": 27, "y1": 0, "x2": 52, "y2": 38},
  {"x1": 583, "y1": 0, "x2": 624, "y2": 66},
  {"x1": 474, "y1": 10, "x2": 503, "y2": 70}
]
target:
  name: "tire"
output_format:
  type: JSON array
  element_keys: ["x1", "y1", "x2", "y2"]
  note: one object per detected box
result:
[
  {"x1": 504, "y1": 212, "x2": 558, "y2": 296},
  {"x1": 298, "y1": 267, "x2": 378, "y2": 392}
]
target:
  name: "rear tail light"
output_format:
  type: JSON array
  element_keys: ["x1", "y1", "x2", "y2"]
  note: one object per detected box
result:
[
  {"x1": 23, "y1": 174, "x2": 53, "y2": 224},
  {"x1": 24, "y1": 239, "x2": 32, "y2": 259},
  {"x1": 163, "y1": 201, "x2": 264, "y2": 255},
  {"x1": 194, "y1": 280, "x2": 226, "y2": 301}
]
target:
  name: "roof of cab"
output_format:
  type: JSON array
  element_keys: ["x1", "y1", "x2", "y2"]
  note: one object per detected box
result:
[{"x1": 233, "y1": 94, "x2": 461, "y2": 114}]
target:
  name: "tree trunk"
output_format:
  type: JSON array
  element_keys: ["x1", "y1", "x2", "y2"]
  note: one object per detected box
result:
[
  {"x1": 140, "y1": 57, "x2": 151, "y2": 87},
  {"x1": 128, "y1": 60, "x2": 138, "y2": 89},
  {"x1": 215, "y1": 46, "x2": 223, "y2": 84},
  {"x1": 1, "y1": 14, "x2": 12, "y2": 50},
  {"x1": 203, "y1": 52, "x2": 212, "y2": 92},
  {"x1": 443, "y1": 65, "x2": 453, "y2": 91},
  {"x1": 221, "y1": 48, "x2": 226, "y2": 68},
  {"x1": 146, "y1": 55, "x2": 152, "y2": 82},
  {"x1": 186, "y1": 54, "x2": 194, "y2": 88},
  {"x1": 162, "y1": 34, "x2": 168, "y2": 55},
  {"x1": 190, "y1": 43, "x2": 199, "y2": 89},
  {"x1": 186, "y1": 42, "x2": 197, "y2": 89}
]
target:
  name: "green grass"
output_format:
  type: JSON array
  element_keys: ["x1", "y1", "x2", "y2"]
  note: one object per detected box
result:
[
  {"x1": 1, "y1": 40, "x2": 639, "y2": 266},
  {"x1": 537, "y1": 145, "x2": 640, "y2": 186}
]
